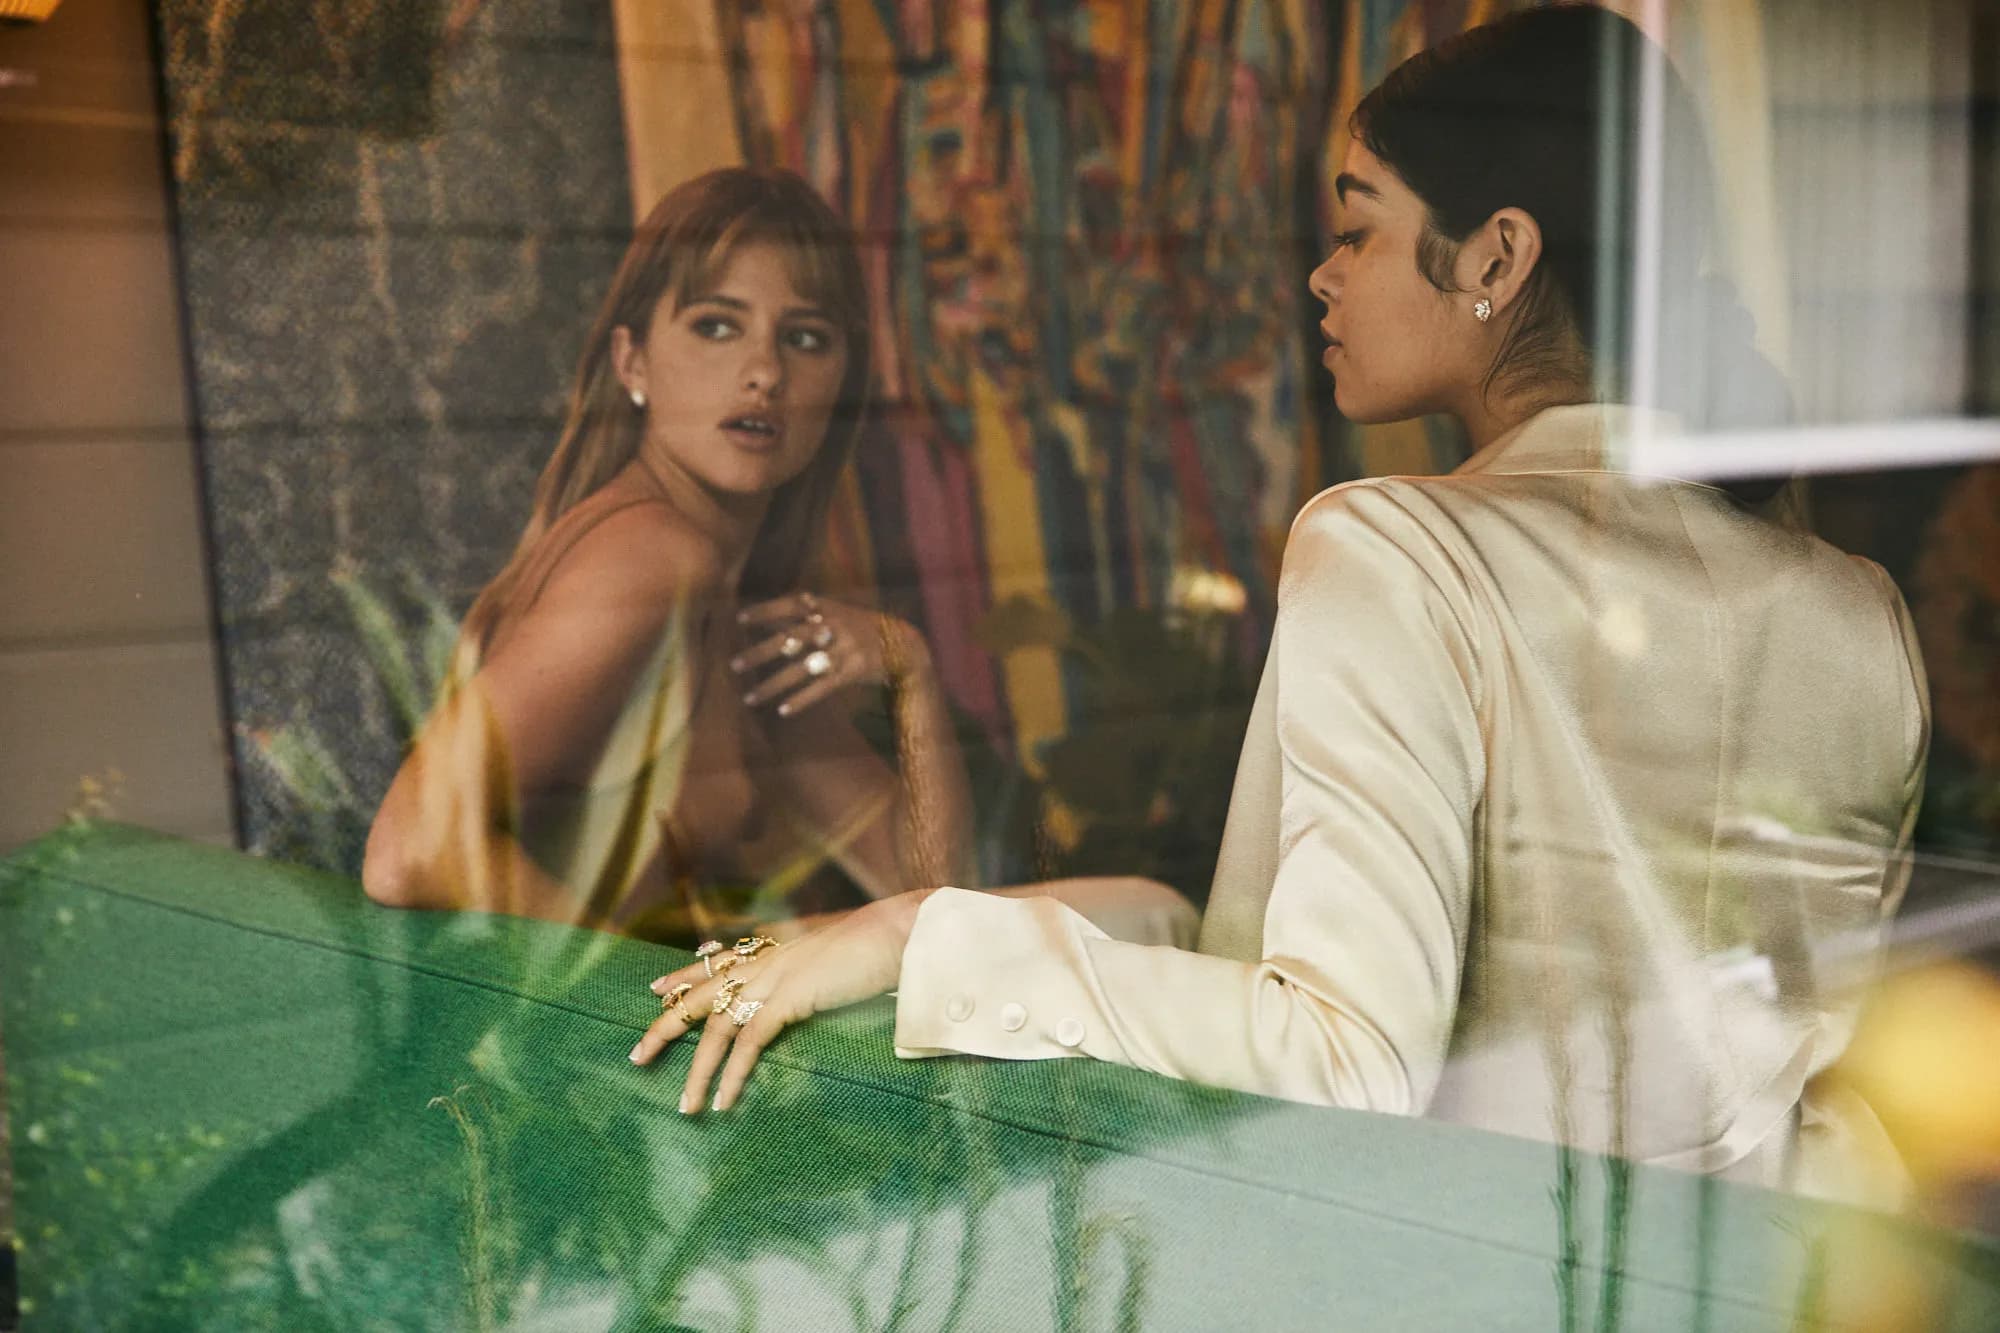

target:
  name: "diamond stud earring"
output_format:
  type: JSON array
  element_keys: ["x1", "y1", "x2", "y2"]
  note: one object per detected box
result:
[
  {"x1": 1473, "y1": 298, "x2": 1493, "y2": 323},
  {"x1": 629, "y1": 387, "x2": 647, "y2": 408}
]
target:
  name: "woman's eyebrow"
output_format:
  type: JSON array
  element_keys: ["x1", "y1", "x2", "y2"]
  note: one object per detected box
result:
[
  {"x1": 688, "y1": 293, "x2": 835, "y2": 322},
  {"x1": 1334, "y1": 172, "x2": 1382, "y2": 203}
]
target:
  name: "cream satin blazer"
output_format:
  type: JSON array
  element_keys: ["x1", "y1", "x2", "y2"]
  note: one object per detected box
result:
[{"x1": 895, "y1": 404, "x2": 1928, "y2": 1201}]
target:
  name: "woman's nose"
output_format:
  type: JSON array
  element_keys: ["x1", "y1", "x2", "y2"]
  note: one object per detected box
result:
[
  {"x1": 742, "y1": 334, "x2": 784, "y2": 395},
  {"x1": 1308, "y1": 254, "x2": 1340, "y2": 305}
]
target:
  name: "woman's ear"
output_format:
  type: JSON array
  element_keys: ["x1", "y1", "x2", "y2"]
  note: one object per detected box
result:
[
  {"x1": 610, "y1": 324, "x2": 646, "y2": 401},
  {"x1": 1456, "y1": 207, "x2": 1544, "y2": 319}
]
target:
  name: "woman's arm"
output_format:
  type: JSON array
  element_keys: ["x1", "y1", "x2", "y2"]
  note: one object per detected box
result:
[
  {"x1": 868, "y1": 619, "x2": 975, "y2": 890},
  {"x1": 363, "y1": 506, "x2": 721, "y2": 920},
  {"x1": 757, "y1": 612, "x2": 976, "y2": 898},
  {"x1": 638, "y1": 485, "x2": 1486, "y2": 1116},
  {"x1": 889, "y1": 486, "x2": 1484, "y2": 1112},
  {"x1": 362, "y1": 678, "x2": 578, "y2": 919}
]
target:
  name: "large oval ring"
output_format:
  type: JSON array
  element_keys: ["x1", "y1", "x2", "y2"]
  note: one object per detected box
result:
[
  {"x1": 733, "y1": 934, "x2": 779, "y2": 958},
  {"x1": 711, "y1": 976, "x2": 748, "y2": 1015},
  {"x1": 779, "y1": 633, "x2": 805, "y2": 659},
  {"x1": 803, "y1": 649, "x2": 834, "y2": 679},
  {"x1": 728, "y1": 998, "x2": 764, "y2": 1028}
]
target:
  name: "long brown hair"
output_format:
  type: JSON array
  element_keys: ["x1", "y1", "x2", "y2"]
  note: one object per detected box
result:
[{"x1": 463, "y1": 167, "x2": 873, "y2": 651}]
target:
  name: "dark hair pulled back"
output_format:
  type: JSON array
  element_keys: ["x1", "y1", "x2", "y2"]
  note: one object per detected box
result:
[{"x1": 1352, "y1": 5, "x2": 1790, "y2": 498}]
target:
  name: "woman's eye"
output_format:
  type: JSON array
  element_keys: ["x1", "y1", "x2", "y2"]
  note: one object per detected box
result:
[
  {"x1": 1329, "y1": 229, "x2": 1364, "y2": 253},
  {"x1": 785, "y1": 326, "x2": 835, "y2": 353},
  {"x1": 691, "y1": 315, "x2": 738, "y2": 340}
]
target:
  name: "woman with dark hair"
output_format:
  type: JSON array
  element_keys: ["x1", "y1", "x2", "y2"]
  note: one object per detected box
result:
[
  {"x1": 363, "y1": 167, "x2": 974, "y2": 938},
  {"x1": 631, "y1": 10, "x2": 1925, "y2": 1203}
]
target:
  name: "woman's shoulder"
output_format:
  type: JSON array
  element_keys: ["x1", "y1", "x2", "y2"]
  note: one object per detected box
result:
[
  {"x1": 1275, "y1": 477, "x2": 1486, "y2": 623},
  {"x1": 532, "y1": 480, "x2": 728, "y2": 607},
  {"x1": 1283, "y1": 476, "x2": 1463, "y2": 569}
]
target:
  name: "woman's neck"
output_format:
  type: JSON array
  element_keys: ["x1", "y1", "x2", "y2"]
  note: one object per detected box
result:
[
  {"x1": 1453, "y1": 379, "x2": 1594, "y2": 453},
  {"x1": 628, "y1": 452, "x2": 768, "y2": 587}
]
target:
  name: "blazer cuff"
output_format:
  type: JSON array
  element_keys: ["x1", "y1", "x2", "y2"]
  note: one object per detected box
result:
[{"x1": 893, "y1": 887, "x2": 1109, "y2": 1062}]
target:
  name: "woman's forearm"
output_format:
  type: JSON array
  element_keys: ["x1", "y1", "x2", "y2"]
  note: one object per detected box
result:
[{"x1": 884, "y1": 641, "x2": 976, "y2": 890}]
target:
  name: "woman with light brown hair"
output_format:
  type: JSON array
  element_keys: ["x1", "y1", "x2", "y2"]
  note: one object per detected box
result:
[{"x1": 363, "y1": 167, "x2": 973, "y2": 939}]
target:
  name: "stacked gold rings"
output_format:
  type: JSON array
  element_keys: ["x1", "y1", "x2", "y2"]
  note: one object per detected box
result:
[{"x1": 675, "y1": 936, "x2": 781, "y2": 1031}]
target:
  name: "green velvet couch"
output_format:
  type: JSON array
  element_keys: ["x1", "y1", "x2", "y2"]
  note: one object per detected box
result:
[{"x1": 3, "y1": 822, "x2": 1996, "y2": 1330}]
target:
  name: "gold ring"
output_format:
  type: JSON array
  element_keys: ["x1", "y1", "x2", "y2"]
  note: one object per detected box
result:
[
  {"x1": 733, "y1": 935, "x2": 780, "y2": 958},
  {"x1": 661, "y1": 982, "x2": 696, "y2": 1024},
  {"x1": 712, "y1": 976, "x2": 747, "y2": 1015},
  {"x1": 728, "y1": 998, "x2": 764, "y2": 1027},
  {"x1": 695, "y1": 940, "x2": 724, "y2": 977}
]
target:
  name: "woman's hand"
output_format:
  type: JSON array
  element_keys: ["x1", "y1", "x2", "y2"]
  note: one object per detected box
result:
[
  {"x1": 627, "y1": 890, "x2": 932, "y2": 1112},
  {"x1": 730, "y1": 591, "x2": 927, "y2": 719}
]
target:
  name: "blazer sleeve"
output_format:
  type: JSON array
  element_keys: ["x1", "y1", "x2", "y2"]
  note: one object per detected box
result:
[{"x1": 892, "y1": 485, "x2": 1487, "y2": 1113}]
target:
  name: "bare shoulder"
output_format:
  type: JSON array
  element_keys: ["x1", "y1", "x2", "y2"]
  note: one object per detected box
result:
[
  {"x1": 539, "y1": 498, "x2": 727, "y2": 612},
  {"x1": 481, "y1": 496, "x2": 728, "y2": 675}
]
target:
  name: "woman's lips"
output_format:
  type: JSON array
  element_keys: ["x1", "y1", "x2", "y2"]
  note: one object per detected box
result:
[
  {"x1": 1319, "y1": 324, "x2": 1343, "y2": 367},
  {"x1": 719, "y1": 415, "x2": 783, "y2": 451}
]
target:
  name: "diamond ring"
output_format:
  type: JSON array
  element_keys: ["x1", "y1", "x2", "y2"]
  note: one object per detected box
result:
[
  {"x1": 803, "y1": 649, "x2": 834, "y2": 679},
  {"x1": 728, "y1": 999, "x2": 764, "y2": 1027},
  {"x1": 711, "y1": 976, "x2": 747, "y2": 1015},
  {"x1": 779, "y1": 633, "x2": 804, "y2": 659}
]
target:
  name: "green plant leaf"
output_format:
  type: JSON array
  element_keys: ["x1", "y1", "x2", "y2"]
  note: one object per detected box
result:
[{"x1": 332, "y1": 566, "x2": 427, "y2": 737}]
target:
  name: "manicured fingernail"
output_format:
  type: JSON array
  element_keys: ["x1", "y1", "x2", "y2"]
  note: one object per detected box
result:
[
  {"x1": 680, "y1": 1092, "x2": 697, "y2": 1114},
  {"x1": 649, "y1": 977, "x2": 670, "y2": 994},
  {"x1": 728, "y1": 656, "x2": 746, "y2": 672},
  {"x1": 712, "y1": 1091, "x2": 729, "y2": 1111},
  {"x1": 776, "y1": 703, "x2": 792, "y2": 718},
  {"x1": 629, "y1": 1043, "x2": 647, "y2": 1064},
  {"x1": 736, "y1": 610, "x2": 750, "y2": 624}
]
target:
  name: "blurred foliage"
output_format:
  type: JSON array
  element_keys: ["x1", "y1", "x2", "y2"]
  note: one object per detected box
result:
[{"x1": 242, "y1": 565, "x2": 460, "y2": 873}]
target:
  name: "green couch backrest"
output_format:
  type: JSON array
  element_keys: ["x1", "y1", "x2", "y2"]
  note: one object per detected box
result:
[{"x1": 3, "y1": 822, "x2": 1995, "y2": 1330}]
